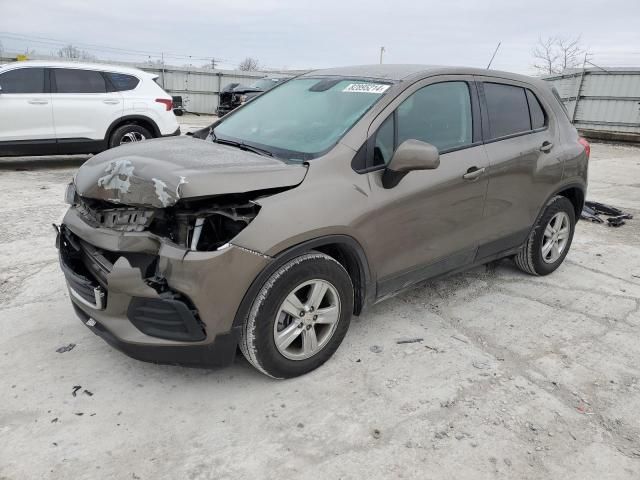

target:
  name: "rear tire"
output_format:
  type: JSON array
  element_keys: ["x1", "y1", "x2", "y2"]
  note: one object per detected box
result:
[
  {"x1": 109, "y1": 124, "x2": 153, "y2": 148},
  {"x1": 239, "y1": 252, "x2": 353, "y2": 379},
  {"x1": 515, "y1": 195, "x2": 575, "y2": 276}
]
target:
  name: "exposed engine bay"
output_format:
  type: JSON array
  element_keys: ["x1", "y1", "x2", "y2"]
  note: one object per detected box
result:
[{"x1": 75, "y1": 193, "x2": 262, "y2": 251}]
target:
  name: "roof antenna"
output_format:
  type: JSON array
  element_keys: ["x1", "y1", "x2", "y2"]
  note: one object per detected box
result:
[{"x1": 486, "y1": 41, "x2": 501, "y2": 69}]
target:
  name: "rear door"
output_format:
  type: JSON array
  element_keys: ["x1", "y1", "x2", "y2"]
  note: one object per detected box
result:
[
  {"x1": 51, "y1": 68, "x2": 123, "y2": 143},
  {"x1": 474, "y1": 77, "x2": 563, "y2": 258},
  {"x1": 362, "y1": 77, "x2": 490, "y2": 296},
  {"x1": 0, "y1": 66, "x2": 55, "y2": 154}
]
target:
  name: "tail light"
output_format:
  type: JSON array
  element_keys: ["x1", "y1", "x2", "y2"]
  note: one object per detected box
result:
[
  {"x1": 578, "y1": 137, "x2": 590, "y2": 159},
  {"x1": 155, "y1": 98, "x2": 173, "y2": 111}
]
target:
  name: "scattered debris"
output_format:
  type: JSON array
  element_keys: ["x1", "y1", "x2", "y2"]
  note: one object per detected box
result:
[
  {"x1": 370, "y1": 345, "x2": 384, "y2": 354},
  {"x1": 297, "y1": 423, "x2": 304, "y2": 429},
  {"x1": 83, "y1": 389, "x2": 93, "y2": 397},
  {"x1": 581, "y1": 201, "x2": 633, "y2": 227},
  {"x1": 372, "y1": 428, "x2": 382, "y2": 439},
  {"x1": 74, "y1": 412, "x2": 84, "y2": 416},
  {"x1": 451, "y1": 335, "x2": 468, "y2": 344},
  {"x1": 424, "y1": 344, "x2": 440, "y2": 352},
  {"x1": 56, "y1": 343, "x2": 76, "y2": 354},
  {"x1": 51, "y1": 418, "x2": 58, "y2": 423},
  {"x1": 72, "y1": 385, "x2": 82, "y2": 397},
  {"x1": 396, "y1": 338, "x2": 423, "y2": 344},
  {"x1": 472, "y1": 360, "x2": 492, "y2": 370}
]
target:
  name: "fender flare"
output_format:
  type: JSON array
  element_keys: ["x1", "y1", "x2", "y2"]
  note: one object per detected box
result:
[
  {"x1": 231, "y1": 234, "x2": 374, "y2": 330},
  {"x1": 529, "y1": 181, "x2": 586, "y2": 236},
  {"x1": 104, "y1": 115, "x2": 161, "y2": 142}
]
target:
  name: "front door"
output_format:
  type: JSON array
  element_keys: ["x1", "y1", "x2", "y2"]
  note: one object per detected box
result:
[
  {"x1": 362, "y1": 78, "x2": 490, "y2": 297},
  {"x1": 0, "y1": 66, "x2": 56, "y2": 155}
]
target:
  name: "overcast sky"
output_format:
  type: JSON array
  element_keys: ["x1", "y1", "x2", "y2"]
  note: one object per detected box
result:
[{"x1": 1, "y1": 0, "x2": 639, "y2": 73}]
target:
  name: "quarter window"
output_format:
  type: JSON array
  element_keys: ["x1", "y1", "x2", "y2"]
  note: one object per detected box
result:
[
  {"x1": 105, "y1": 72, "x2": 139, "y2": 91},
  {"x1": 483, "y1": 83, "x2": 531, "y2": 139},
  {"x1": 526, "y1": 89, "x2": 546, "y2": 129},
  {"x1": 0, "y1": 68, "x2": 45, "y2": 94},
  {"x1": 54, "y1": 69, "x2": 107, "y2": 93}
]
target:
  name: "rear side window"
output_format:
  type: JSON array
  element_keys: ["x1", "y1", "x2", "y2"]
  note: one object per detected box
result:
[
  {"x1": 0, "y1": 68, "x2": 45, "y2": 93},
  {"x1": 105, "y1": 72, "x2": 139, "y2": 91},
  {"x1": 54, "y1": 68, "x2": 107, "y2": 93},
  {"x1": 526, "y1": 89, "x2": 546, "y2": 129},
  {"x1": 483, "y1": 83, "x2": 531, "y2": 139}
]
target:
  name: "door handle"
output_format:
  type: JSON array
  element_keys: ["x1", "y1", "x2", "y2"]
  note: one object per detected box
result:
[
  {"x1": 539, "y1": 141, "x2": 554, "y2": 153},
  {"x1": 28, "y1": 99, "x2": 48, "y2": 105},
  {"x1": 103, "y1": 99, "x2": 120, "y2": 105},
  {"x1": 463, "y1": 166, "x2": 485, "y2": 180}
]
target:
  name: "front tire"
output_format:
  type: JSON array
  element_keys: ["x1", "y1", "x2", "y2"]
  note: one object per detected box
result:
[
  {"x1": 239, "y1": 252, "x2": 353, "y2": 379},
  {"x1": 515, "y1": 195, "x2": 576, "y2": 276}
]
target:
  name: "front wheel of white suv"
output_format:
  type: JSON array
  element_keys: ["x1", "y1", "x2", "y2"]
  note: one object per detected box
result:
[{"x1": 109, "y1": 124, "x2": 153, "y2": 148}]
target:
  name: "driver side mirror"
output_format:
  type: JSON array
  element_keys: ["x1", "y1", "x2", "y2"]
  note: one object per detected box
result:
[{"x1": 382, "y1": 139, "x2": 440, "y2": 189}]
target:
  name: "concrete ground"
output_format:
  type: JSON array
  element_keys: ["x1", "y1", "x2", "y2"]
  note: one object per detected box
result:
[{"x1": 1, "y1": 141, "x2": 639, "y2": 479}]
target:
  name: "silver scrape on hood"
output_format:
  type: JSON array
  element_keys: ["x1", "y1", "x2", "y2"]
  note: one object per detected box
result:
[{"x1": 74, "y1": 136, "x2": 308, "y2": 208}]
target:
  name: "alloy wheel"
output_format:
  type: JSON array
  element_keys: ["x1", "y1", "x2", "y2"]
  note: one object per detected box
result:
[
  {"x1": 273, "y1": 279, "x2": 341, "y2": 361},
  {"x1": 541, "y1": 211, "x2": 570, "y2": 263},
  {"x1": 120, "y1": 131, "x2": 146, "y2": 144}
]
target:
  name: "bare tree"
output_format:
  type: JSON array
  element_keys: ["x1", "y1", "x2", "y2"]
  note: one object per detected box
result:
[
  {"x1": 238, "y1": 57, "x2": 260, "y2": 71},
  {"x1": 57, "y1": 44, "x2": 96, "y2": 61},
  {"x1": 532, "y1": 36, "x2": 587, "y2": 75},
  {"x1": 0, "y1": 40, "x2": 4, "y2": 59}
]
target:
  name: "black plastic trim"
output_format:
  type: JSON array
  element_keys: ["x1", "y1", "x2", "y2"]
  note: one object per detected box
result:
[
  {"x1": 72, "y1": 303, "x2": 237, "y2": 368},
  {"x1": 127, "y1": 296, "x2": 206, "y2": 342}
]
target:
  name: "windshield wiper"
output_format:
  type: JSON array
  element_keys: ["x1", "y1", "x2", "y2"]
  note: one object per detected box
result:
[{"x1": 214, "y1": 138, "x2": 273, "y2": 157}]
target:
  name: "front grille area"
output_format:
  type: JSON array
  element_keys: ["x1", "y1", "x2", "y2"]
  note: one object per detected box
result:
[
  {"x1": 59, "y1": 227, "x2": 107, "y2": 310},
  {"x1": 77, "y1": 197, "x2": 155, "y2": 233}
]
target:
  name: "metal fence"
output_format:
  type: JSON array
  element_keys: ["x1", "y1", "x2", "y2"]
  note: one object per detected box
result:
[
  {"x1": 138, "y1": 65, "x2": 268, "y2": 114},
  {"x1": 0, "y1": 55, "x2": 294, "y2": 115},
  {"x1": 543, "y1": 68, "x2": 640, "y2": 142}
]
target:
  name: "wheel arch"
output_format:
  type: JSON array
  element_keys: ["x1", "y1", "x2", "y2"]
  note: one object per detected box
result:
[
  {"x1": 105, "y1": 115, "x2": 161, "y2": 143},
  {"x1": 232, "y1": 235, "x2": 374, "y2": 331}
]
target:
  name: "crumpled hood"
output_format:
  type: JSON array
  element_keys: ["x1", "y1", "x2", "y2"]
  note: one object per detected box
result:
[{"x1": 74, "y1": 136, "x2": 307, "y2": 208}]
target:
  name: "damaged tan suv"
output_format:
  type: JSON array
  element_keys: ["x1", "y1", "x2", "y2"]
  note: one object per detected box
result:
[{"x1": 57, "y1": 65, "x2": 589, "y2": 378}]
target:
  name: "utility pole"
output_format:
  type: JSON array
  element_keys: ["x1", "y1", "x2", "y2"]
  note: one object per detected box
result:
[
  {"x1": 486, "y1": 41, "x2": 501, "y2": 69},
  {"x1": 379, "y1": 46, "x2": 385, "y2": 64},
  {"x1": 210, "y1": 58, "x2": 216, "y2": 70}
]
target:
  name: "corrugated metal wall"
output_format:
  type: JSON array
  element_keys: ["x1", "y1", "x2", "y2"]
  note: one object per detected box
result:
[
  {"x1": 544, "y1": 68, "x2": 640, "y2": 140},
  {"x1": 138, "y1": 66, "x2": 268, "y2": 114}
]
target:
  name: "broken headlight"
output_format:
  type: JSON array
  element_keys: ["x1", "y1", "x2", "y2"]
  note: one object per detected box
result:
[
  {"x1": 64, "y1": 182, "x2": 77, "y2": 205},
  {"x1": 152, "y1": 199, "x2": 260, "y2": 251}
]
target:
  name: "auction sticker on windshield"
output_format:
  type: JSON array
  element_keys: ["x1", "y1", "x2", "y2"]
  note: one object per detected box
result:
[{"x1": 343, "y1": 83, "x2": 390, "y2": 94}]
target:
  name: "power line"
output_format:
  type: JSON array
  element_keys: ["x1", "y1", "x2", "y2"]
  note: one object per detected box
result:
[{"x1": 0, "y1": 32, "x2": 243, "y2": 66}]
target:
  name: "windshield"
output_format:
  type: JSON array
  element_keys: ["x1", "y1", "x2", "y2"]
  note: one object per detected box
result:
[
  {"x1": 249, "y1": 78, "x2": 281, "y2": 90},
  {"x1": 213, "y1": 77, "x2": 391, "y2": 161}
]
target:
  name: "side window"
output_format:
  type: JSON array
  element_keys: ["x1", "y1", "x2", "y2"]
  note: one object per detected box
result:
[
  {"x1": 483, "y1": 83, "x2": 531, "y2": 139},
  {"x1": 105, "y1": 72, "x2": 139, "y2": 91},
  {"x1": 53, "y1": 69, "x2": 107, "y2": 94},
  {"x1": 0, "y1": 68, "x2": 45, "y2": 94},
  {"x1": 526, "y1": 89, "x2": 546, "y2": 129},
  {"x1": 397, "y1": 82, "x2": 473, "y2": 152},
  {"x1": 373, "y1": 114, "x2": 395, "y2": 166}
]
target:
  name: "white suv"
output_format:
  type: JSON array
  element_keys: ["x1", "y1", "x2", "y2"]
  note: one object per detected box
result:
[{"x1": 0, "y1": 61, "x2": 180, "y2": 156}]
